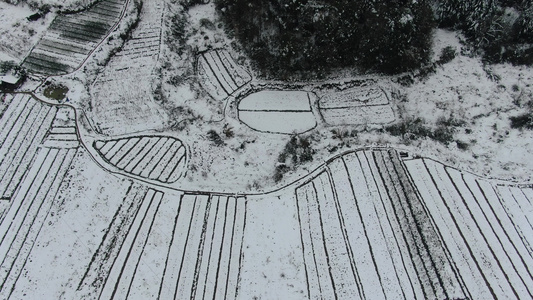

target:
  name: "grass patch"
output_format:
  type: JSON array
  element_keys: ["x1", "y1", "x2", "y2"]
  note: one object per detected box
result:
[{"x1": 43, "y1": 84, "x2": 69, "y2": 100}]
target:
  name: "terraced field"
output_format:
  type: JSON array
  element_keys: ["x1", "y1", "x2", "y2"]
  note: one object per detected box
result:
[
  {"x1": 289, "y1": 149, "x2": 463, "y2": 299},
  {"x1": 0, "y1": 93, "x2": 80, "y2": 298},
  {"x1": 76, "y1": 189, "x2": 247, "y2": 300},
  {"x1": 406, "y1": 158, "x2": 533, "y2": 299},
  {"x1": 90, "y1": 0, "x2": 167, "y2": 135},
  {"x1": 197, "y1": 49, "x2": 252, "y2": 100},
  {"x1": 93, "y1": 136, "x2": 187, "y2": 183},
  {"x1": 0, "y1": 94, "x2": 76, "y2": 202},
  {"x1": 22, "y1": 0, "x2": 128, "y2": 75},
  {"x1": 240, "y1": 149, "x2": 533, "y2": 299},
  {"x1": 318, "y1": 86, "x2": 395, "y2": 126},
  {"x1": 3, "y1": 0, "x2": 531, "y2": 297},
  {"x1": 238, "y1": 90, "x2": 317, "y2": 134}
]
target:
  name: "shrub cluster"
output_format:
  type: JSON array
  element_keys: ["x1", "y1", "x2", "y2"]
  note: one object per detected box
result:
[
  {"x1": 207, "y1": 129, "x2": 224, "y2": 146},
  {"x1": 510, "y1": 113, "x2": 533, "y2": 129},
  {"x1": 385, "y1": 116, "x2": 466, "y2": 145},
  {"x1": 275, "y1": 135, "x2": 315, "y2": 182},
  {"x1": 166, "y1": 9, "x2": 188, "y2": 56},
  {"x1": 437, "y1": 46, "x2": 457, "y2": 64}
]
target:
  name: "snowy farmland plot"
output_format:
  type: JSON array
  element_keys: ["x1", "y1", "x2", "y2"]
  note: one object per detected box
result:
[
  {"x1": 22, "y1": 0, "x2": 127, "y2": 75},
  {"x1": 0, "y1": 93, "x2": 81, "y2": 298},
  {"x1": 318, "y1": 86, "x2": 395, "y2": 126},
  {"x1": 405, "y1": 158, "x2": 533, "y2": 299},
  {"x1": 0, "y1": 94, "x2": 75, "y2": 202},
  {"x1": 0, "y1": 121, "x2": 249, "y2": 299},
  {"x1": 292, "y1": 149, "x2": 463, "y2": 299},
  {"x1": 197, "y1": 49, "x2": 252, "y2": 101},
  {"x1": 2, "y1": 0, "x2": 533, "y2": 298},
  {"x1": 238, "y1": 90, "x2": 317, "y2": 134},
  {"x1": 93, "y1": 135, "x2": 187, "y2": 183},
  {"x1": 319, "y1": 87, "x2": 389, "y2": 108},
  {"x1": 238, "y1": 149, "x2": 533, "y2": 299},
  {"x1": 76, "y1": 190, "x2": 247, "y2": 300},
  {"x1": 88, "y1": 0, "x2": 168, "y2": 136}
]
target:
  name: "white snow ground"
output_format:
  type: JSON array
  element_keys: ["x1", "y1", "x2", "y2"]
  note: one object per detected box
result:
[{"x1": 1, "y1": 1, "x2": 533, "y2": 299}]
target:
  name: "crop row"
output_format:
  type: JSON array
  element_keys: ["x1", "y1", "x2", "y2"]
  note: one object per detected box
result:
[
  {"x1": 318, "y1": 87, "x2": 389, "y2": 109},
  {"x1": 320, "y1": 104, "x2": 395, "y2": 126},
  {"x1": 197, "y1": 50, "x2": 252, "y2": 100},
  {"x1": 0, "y1": 95, "x2": 80, "y2": 297},
  {"x1": 23, "y1": 0, "x2": 127, "y2": 75},
  {"x1": 95, "y1": 0, "x2": 163, "y2": 72},
  {"x1": 98, "y1": 188, "x2": 165, "y2": 300},
  {"x1": 0, "y1": 94, "x2": 58, "y2": 200},
  {"x1": 94, "y1": 136, "x2": 186, "y2": 183},
  {"x1": 295, "y1": 149, "x2": 462, "y2": 299},
  {"x1": 76, "y1": 182, "x2": 149, "y2": 298},
  {"x1": 89, "y1": 0, "x2": 164, "y2": 135},
  {"x1": 294, "y1": 148, "x2": 533, "y2": 299},
  {"x1": 41, "y1": 125, "x2": 79, "y2": 149},
  {"x1": 86, "y1": 192, "x2": 246, "y2": 299},
  {"x1": 405, "y1": 157, "x2": 533, "y2": 299},
  {"x1": 114, "y1": 28, "x2": 160, "y2": 60},
  {"x1": 0, "y1": 147, "x2": 77, "y2": 299}
]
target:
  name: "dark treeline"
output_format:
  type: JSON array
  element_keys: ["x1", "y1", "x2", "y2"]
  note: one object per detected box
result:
[
  {"x1": 214, "y1": 0, "x2": 533, "y2": 79},
  {"x1": 215, "y1": 0, "x2": 435, "y2": 78},
  {"x1": 432, "y1": 0, "x2": 533, "y2": 65}
]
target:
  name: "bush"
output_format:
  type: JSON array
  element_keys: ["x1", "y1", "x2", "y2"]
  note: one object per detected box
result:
[
  {"x1": 200, "y1": 18, "x2": 216, "y2": 30},
  {"x1": 385, "y1": 116, "x2": 464, "y2": 145},
  {"x1": 433, "y1": 116, "x2": 465, "y2": 144},
  {"x1": 456, "y1": 140, "x2": 470, "y2": 150},
  {"x1": 223, "y1": 124, "x2": 234, "y2": 138},
  {"x1": 167, "y1": 10, "x2": 188, "y2": 55},
  {"x1": 438, "y1": 46, "x2": 457, "y2": 64},
  {"x1": 275, "y1": 135, "x2": 315, "y2": 182},
  {"x1": 385, "y1": 117, "x2": 432, "y2": 141},
  {"x1": 273, "y1": 164, "x2": 290, "y2": 183},
  {"x1": 510, "y1": 113, "x2": 533, "y2": 129},
  {"x1": 207, "y1": 129, "x2": 224, "y2": 146},
  {"x1": 432, "y1": 126, "x2": 455, "y2": 144},
  {"x1": 43, "y1": 83, "x2": 69, "y2": 100}
]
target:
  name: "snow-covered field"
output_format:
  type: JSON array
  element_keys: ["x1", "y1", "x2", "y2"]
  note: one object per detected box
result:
[
  {"x1": 0, "y1": 2, "x2": 54, "y2": 62},
  {"x1": 238, "y1": 90, "x2": 317, "y2": 134},
  {"x1": 317, "y1": 86, "x2": 395, "y2": 126},
  {"x1": 0, "y1": 94, "x2": 63, "y2": 201},
  {"x1": 93, "y1": 135, "x2": 187, "y2": 183},
  {"x1": 0, "y1": 109, "x2": 529, "y2": 299},
  {"x1": 88, "y1": 0, "x2": 168, "y2": 136},
  {"x1": 1, "y1": 0, "x2": 533, "y2": 298},
  {"x1": 22, "y1": 0, "x2": 127, "y2": 75}
]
